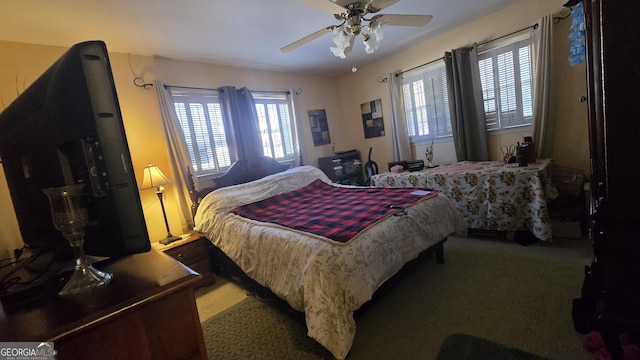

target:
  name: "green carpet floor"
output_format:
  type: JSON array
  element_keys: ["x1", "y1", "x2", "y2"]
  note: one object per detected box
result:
[
  {"x1": 436, "y1": 334, "x2": 551, "y2": 360},
  {"x1": 200, "y1": 235, "x2": 593, "y2": 359}
]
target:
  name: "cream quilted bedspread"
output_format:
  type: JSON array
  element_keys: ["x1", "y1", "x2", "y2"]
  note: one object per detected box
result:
[{"x1": 194, "y1": 166, "x2": 466, "y2": 359}]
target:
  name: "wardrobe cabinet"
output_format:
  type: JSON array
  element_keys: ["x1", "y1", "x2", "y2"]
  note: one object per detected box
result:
[{"x1": 583, "y1": 0, "x2": 640, "y2": 356}]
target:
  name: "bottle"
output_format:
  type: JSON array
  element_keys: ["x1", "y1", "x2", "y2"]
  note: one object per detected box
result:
[
  {"x1": 516, "y1": 142, "x2": 529, "y2": 167},
  {"x1": 523, "y1": 136, "x2": 536, "y2": 163}
]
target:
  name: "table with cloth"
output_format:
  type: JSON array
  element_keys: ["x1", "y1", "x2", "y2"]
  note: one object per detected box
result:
[{"x1": 370, "y1": 159, "x2": 559, "y2": 241}]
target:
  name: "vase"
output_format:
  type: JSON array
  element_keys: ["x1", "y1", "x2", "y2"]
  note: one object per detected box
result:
[{"x1": 42, "y1": 184, "x2": 112, "y2": 295}]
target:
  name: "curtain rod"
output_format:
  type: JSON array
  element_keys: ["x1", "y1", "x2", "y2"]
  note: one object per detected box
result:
[
  {"x1": 477, "y1": 23, "x2": 538, "y2": 48},
  {"x1": 252, "y1": 90, "x2": 292, "y2": 95},
  {"x1": 163, "y1": 84, "x2": 291, "y2": 94},
  {"x1": 393, "y1": 21, "x2": 542, "y2": 79},
  {"x1": 395, "y1": 56, "x2": 444, "y2": 78},
  {"x1": 163, "y1": 84, "x2": 218, "y2": 91}
]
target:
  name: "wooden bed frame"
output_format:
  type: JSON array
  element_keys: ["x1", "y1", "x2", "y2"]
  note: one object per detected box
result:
[{"x1": 188, "y1": 156, "x2": 290, "y2": 218}]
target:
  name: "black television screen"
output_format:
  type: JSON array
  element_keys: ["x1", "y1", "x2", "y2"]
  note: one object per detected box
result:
[{"x1": 0, "y1": 40, "x2": 150, "y2": 257}]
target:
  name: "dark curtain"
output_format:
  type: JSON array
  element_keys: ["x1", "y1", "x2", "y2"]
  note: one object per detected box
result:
[
  {"x1": 444, "y1": 44, "x2": 490, "y2": 161},
  {"x1": 218, "y1": 86, "x2": 263, "y2": 160}
]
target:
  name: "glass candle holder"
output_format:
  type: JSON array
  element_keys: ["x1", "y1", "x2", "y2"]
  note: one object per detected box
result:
[{"x1": 42, "y1": 184, "x2": 112, "y2": 295}]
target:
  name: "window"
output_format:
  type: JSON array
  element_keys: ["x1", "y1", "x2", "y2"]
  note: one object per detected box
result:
[
  {"x1": 478, "y1": 37, "x2": 533, "y2": 130},
  {"x1": 171, "y1": 88, "x2": 232, "y2": 177},
  {"x1": 400, "y1": 35, "x2": 533, "y2": 140},
  {"x1": 402, "y1": 61, "x2": 452, "y2": 142},
  {"x1": 253, "y1": 92, "x2": 296, "y2": 162},
  {"x1": 169, "y1": 88, "x2": 296, "y2": 178}
]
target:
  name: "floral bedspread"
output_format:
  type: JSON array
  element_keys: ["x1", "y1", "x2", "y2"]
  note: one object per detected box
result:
[
  {"x1": 194, "y1": 166, "x2": 466, "y2": 359},
  {"x1": 370, "y1": 159, "x2": 559, "y2": 241}
]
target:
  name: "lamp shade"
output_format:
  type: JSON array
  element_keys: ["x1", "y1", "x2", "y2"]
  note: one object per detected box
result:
[{"x1": 141, "y1": 163, "x2": 171, "y2": 190}]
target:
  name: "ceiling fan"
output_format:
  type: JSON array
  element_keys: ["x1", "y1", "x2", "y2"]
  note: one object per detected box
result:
[{"x1": 281, "y1": 0, "x2": 433, "y2": 58}]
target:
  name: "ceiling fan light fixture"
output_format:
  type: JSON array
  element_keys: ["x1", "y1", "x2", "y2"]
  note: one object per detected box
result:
[
  {"x1": 284, "y1": 0, "x2": 432, "y2": 59},
  {"x1": 330, "y1": 24, "x2": 354, "y2": 58},
  {"x1": 362, "y1": 17, "x2": 388, "y2": 54},
  {"x1": 368, "y1": 17, "x2": 388, "y2": 41},
  {"x1": 362, "y1": 33, "x2": 379, "y2": 54}
]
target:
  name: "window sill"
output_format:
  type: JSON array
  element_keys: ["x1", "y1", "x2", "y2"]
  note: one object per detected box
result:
[
  {"x1": 487, "y1": 124, "x2": 532, "y2": 136},
  {"x1": 409, "y1": 124, "x2": 531, "y2": 147},
  {"x1": 411, "y1": 136, "x2": 453, "y2": 147}
]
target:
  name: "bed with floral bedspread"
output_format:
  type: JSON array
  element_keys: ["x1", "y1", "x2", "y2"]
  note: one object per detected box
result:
[{"x1": 194, "y1": 165, "x2": 466, "y2": 359}]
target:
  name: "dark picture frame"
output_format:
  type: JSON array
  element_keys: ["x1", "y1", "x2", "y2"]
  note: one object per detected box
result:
[
  {"x1": 308, "y1": 109, "x2": 331, "y2": 146},
  {"x1": 361, "y1": 99, "x2": 385, "y2": 138}
]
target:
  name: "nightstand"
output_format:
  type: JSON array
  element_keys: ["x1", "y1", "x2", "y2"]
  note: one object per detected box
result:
[{"x1": 154, "y1": 232, "x2": 216, "y2": 288}]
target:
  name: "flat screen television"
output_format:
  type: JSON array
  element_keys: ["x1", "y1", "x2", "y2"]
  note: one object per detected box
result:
[{"x1": 0, "y1": 40, "x2": 150, "y2": 259}]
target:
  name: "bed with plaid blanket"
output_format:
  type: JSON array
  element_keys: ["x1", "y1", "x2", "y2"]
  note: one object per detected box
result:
[
  {"x1": 195, "y1": 166, "x2": 466, "y2": 360},
  {"x1": 231, "y1": 179, "x2": 438, "y2": 244}
]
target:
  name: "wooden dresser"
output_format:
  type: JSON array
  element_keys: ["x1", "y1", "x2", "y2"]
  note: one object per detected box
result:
[
  {"x1": 0, "y1": 250, "x2": 207, "y2": 360},
  {"x1": 318, "y1": 150, "x2": 363, "y2": 185}
]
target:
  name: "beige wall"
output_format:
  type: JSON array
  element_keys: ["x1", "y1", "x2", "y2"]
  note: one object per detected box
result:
[
  {"x1": 0, "y1": 41, "x2": 342, "y2": 255},
  {"x1": 334, "y1": 0, "x2": 589, "y2": 172},
  {"x1": 0, "y1": 43, "x2": 70, "y2": 259},
  {"x1": 0, "y1": 0, "x2": 590, "y2": 257}
]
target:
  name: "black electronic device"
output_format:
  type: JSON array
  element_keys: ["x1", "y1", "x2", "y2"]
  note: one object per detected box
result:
[
  {"x1": 407, "y1": 160, "x2": 425, "y2": 172},
  {"x1": 388, "y1": 160, "x2": 425, "y2": 172},
  {"x1": 0, "y1": 40, "x2": 151, "y2": 258}
]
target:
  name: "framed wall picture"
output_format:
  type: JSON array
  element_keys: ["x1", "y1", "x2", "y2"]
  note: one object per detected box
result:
[
  {"x1": 361, "y1": 99, "x2": 385, "y2": 138},
  {"x1": 308, "y1": 109, "x2": 331, "y2": 146}
]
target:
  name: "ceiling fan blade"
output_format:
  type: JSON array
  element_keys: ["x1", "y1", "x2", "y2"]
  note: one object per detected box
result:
[
  {"x1": 372, "y1": 14, "x2": 433, "y2": 26},
  {"x1": 367, "y1": 0, "x2": 401, "y2": 13},
  {"x1": 299, "y1": 0, "x2": 346, "y2": 15},
  {"x1": 280, "y1": 26, "x2": 336, "y2": 53}
]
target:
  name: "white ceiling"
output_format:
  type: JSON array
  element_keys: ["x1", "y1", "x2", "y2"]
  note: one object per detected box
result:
[{"x1": 0, "y1": 0, "x2": 522, "y2": 77}]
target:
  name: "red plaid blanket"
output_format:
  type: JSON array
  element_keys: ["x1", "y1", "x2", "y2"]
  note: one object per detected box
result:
[{"x1": 230, "y1": 179, "x2": 437, "y2": 243}]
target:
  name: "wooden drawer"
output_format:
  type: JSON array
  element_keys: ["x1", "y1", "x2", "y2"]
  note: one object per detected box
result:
[
  {"x1": 161, "y1": 234, "x2": 216, "y2": 288},
  {"x1": 164, "y1": 237, "x2": 209, "y2": 265}
]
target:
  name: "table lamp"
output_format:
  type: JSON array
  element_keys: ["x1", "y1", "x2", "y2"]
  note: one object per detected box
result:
[{"x1": 141, "y1": 164, "x2": 181, "y2": 245}]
